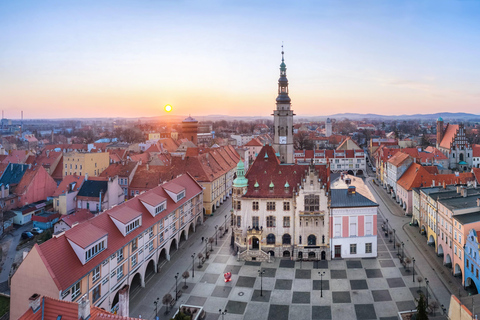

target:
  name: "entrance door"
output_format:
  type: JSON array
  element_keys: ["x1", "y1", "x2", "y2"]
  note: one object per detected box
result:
[
  {"x1": 252, "y1": 237, "x2": 259, "y2": 250},
  {"x1": 334, "y1": 245, "x2": 341, "y2": 258},
  {"x1": 321, "y1": 251, "x2": 326, "y2": 260}
]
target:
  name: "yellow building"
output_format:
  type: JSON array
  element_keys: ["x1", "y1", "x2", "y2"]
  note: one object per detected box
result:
[
  {"x1": 148, "y1": 133, "x2": 161, "y2": 140},
  {"x1": 63, "y1": 151, "x2": 109, "y2": 178}
]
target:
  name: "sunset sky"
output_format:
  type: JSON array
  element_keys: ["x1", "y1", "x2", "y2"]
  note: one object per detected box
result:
[{"x1": 1, "y1": 0, "x2": 479, "y2": 119}]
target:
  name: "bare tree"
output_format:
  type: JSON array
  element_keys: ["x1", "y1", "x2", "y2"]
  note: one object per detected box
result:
[
  {"x1": 294, "y1": 131, "x2": 314, "y2": 150},
  {"x1": 197, "y1": 253, "x2": 204, "y2": 268},
  {"x1": 162, "y1": 293, "x2": 172, "y2": 314},
  {"x1": 209, "y1": 237, "x2": 214, "y2": 251}
]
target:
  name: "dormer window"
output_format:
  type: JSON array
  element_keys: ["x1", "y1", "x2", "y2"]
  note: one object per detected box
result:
[
  {"x1": 85, "y1": 240, "x2": 106, "y2": 262},
  {"x1": 177, "y1": 191, "x2": 185, "y2": 201},
  {"x1": 155, "y1": 203, "x2": 166, "y2": 214},
  {"x1": 126, "y1": 218, "x2": 140, "y2": 234}
]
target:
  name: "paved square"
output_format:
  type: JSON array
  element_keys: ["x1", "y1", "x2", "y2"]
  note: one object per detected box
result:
[
  {"x1": 211, "y1": 285, "x2": 231, "y2": 298},
  {"x1": 225, "y1": 300, "x2": 247, "y2": 315},
  {"x1": 251, "y1": 289, "x2": 271, "y2": 302},
  {"x1": 262, "y1": 267, "x2": 277, "y2": 278},
  {"x1": 186, "y1": 295, "x2": 207, "y2": 306},
  {"x1": 387, "y1": 277, "x2": 406, "y2": 288},
  {"x1": 330, "y1": 270, "x2": 347, "y2": 279},
  {"x1": 279, "y1": 260, "x2": 295, "y2": 268},
  {"x1": 275, "y1": 279, "x2": 293, "y2": 290},
  {"x1": 312, "y1": 280, "x2": 330, "y2": 290},
  {"x1": 372, "y1": 289, "x2": 392, "y2": 302},
  {"x1": 236, "y1": 276, "x2": 256, "y2": 288},
  {"x1": 223, "y1": 265, "x2": 241, "y2": 274},
  {"x1": 200, "y1": 273, "x2": 219, "y2": 284},
  {"x1": 312, "y1": 306, "x2": 332, "y2": 319},
  {"x1": 347, "y1": 260, "x2": 363, "y2": 269},
  {"x1": 213, "y1": 255, "x2": 229, "y2": 263},
  {"x1": 366, "y1": 269, "x2": 383, "y2": 278},
  {"x1": 268, "y1": 304, "x2": 289, "y2": 320},
  {"x1": 332, "y1": 291, "x2": 351, "y2": 303},
  {"x1": 295, "y1": 269, "x2": 311, "y2": 279},
  {"x1": 316, "y1": 260, "x2": 329, "y2": 269},
  {"x1": 355, "y1": 304, "x2": 377, "y2": 320},
  {"x1": 350, "y1": 279, "x2": 368, "y2": 290},
  {"x1": 379, "y1": 260, "x2": 395, "y2": 268},
  {"x1": 292, "y1": 291, "x2": 310, "y2": 304},
  {"x1": 245, "y1": 261, "x2": 261, "y2": 266},
  {"x1": 396, "y1": 300, "x2": 416, "y2": 312}
]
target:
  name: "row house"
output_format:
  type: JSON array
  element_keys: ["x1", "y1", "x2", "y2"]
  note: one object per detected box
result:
[
  {"x1": 436, "y1": 119, "x2": 473, "y2": 171},
  {"x1": 11, "y1": 174, "x2": 204, "y2": 320},
  {"x1": 330, "y1": 175, "x2": 378, "y2": 259},
  {"x1": 76, "y1": 177, "x2": 124, "y2": 213},
  {"x1": 386, "y1": 152, "x2": 413, "y2": 199},
  {"x1": 369, "y1": 138, "x2": 398, "y2": 154},
  {"x1": 34, "y1": 150, "x2": 63, "y2": 175},
  {"x1": 63, "y1": 151, "x2": 110, "y2": 178},
  {"x1": 464, "y1": 222, "x2": 480, "y2": 295},
  {"x1": 232, "y1": 146, "x2": 330, "y2": 261},
  {"x1": 100, "y1": 161, "x2": 139, "y2": 198},
  {"x1": 244, "y1": 138, "x2": 263, "y2": 164},
  {"x1": 52, "y1": 175, "x2": 85, "y2": 214},
  {"x1": 294, "y1": 149, "x2": 366, "y2": 176}
]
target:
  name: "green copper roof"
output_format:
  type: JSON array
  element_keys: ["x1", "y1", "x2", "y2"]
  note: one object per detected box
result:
[
  {"x1": 233, "y1": 160, "x2": 248, "y2": 188},
  {"x1": 254, "y1": 181, "x2": 259, "y2": 188},
  {"x1": 285, "y1": 181, "x2": 290, "y2": 188},
  {"x1": 269, "y1": 181, "x2": 274, "y2": 188}
]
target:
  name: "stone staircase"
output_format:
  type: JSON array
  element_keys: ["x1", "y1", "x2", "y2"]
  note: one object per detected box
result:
[{"x1": 238, "y1": 249, "x2": 271, "y2": 262}]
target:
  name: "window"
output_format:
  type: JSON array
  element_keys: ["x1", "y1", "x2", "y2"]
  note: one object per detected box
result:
[
  {"x1": 131, "y1": 238, "x2": 138, "y2": 251},
  {"x1": 176, "y1": 191, "x2": 185, "y2": 201},
  {"x1": 477, "y1": 269, "x2": 479, "y2": 279},
  {"x1": 283, "y1": 202, "x2": 290, "y2": 211},
  {"x1": 467, "y1": 259, "x2": 470, "y2": 268},
  {"x1": 266, "y1": 234, "x2": 275, "y2": 245},
  {"x1": 334, "y1": 217, "x2": 341, "y2": 237},
  {"x1": 131, "y1": 255, "x2": 137, "y2": 267},
  {"x1": 92, "y1": 285, "x2": 101, "y2": 302},
  {"x1": 235, "y1": 200, "x2": 241, "y2": 210},
  {"x1": 304, "y1": 194, "x2": 319, "y2": 212},
  {"x1": 252, "y1": 216, "x2": 259, "y2": 228},
  {"x1": 266, "y1": 202, "x2": 276, "y2": 211},
  {"x1": 365, "y1": 243, "x2": 372, "y2": 253},
  {"x1": 283, "y1": 216, "x2": 290, "y2": 228},
  {"x1": 307, "y1": 235, "x2": 316, "y2": 246},
  {"x1": 282, "y1": 234, "x2": 291, "y2": 245},
  {"x1": 149, "y1": 227, "x2": 154, "y2": 238},
  {"x1": 126, "y1": 219, "x2": 140, "y2": 234},
  {"x1": 155, "y1": 203, "x2": 166, "y2": 214},
  {"x1": 349, "y1": 217, "x2": 357, "y2": 237},
  {"x1": 299, "y1": 235, "x2": 302, "y2": 244},
  {"x1": 117, "y1": 249, "x2": 124, "y2": 263},
  {"x1": 92, "y1": 266, "x2": 100, "y2": 283},
  {"x1": 85, "y1": 240, "x2": 105, "y2": 262},
  {"x1": 365, "y1": 216, "x2": 373, "y2": 235},
  {"x1": 266, "y1": 216, "x2": 276, "y2": 227},
  {"x1": 252, "y1": 201, "x2": 259, "y2": 211},
  {"x1": 159, "y1": 232, "x2": 164, "y2": 243},
  {"x1": 117, "y1": 265, "x2": 124, "y2": 280},
  {"x1": 71, "y1": 281, "x2": 81, "y2": 300},
  {"x1": 350, "y1": 244, "x2": 357, "y2": 254},
  {"x1": 149, "y1": 240, "x2": 154, "y2": 252}
]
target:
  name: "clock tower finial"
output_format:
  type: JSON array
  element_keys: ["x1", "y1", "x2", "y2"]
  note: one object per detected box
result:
[{"x1": 272, "y1": 45, "x2": 294, "y2": 164}]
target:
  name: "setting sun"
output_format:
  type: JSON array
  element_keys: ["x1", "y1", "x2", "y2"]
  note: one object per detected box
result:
[{"x1": 164, "y1": 104, "x2": 172, "y2": 112}]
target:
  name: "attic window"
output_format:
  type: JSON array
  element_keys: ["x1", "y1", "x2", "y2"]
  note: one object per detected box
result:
[
  {"x1": 155, "y1": 202, "x2": 166, "y2": 214},
  {"x1": 126, "y1": 218, "x2": 140, "y2": 234},
  {"x1": 85, "y1": 239, "x2": 106, "y2": 262},
  {"x1": 177, "y1": 191, "x2": 185, "y2": 201}
]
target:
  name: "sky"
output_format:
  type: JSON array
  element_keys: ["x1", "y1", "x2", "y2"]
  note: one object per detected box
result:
[{"x1": 0, "y1": 0, "x2": 479, "y2": 119}]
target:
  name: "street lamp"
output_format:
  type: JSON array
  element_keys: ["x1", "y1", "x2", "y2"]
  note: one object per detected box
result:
[
  {"x1": 319, "y1": 271, "x2": 326, "y2": 298},
  {"x1": 191, "y1": 253, "x2": 195, "y2": 278},
  {"x1": 412, "y1": 257, "x2": 415, "y2": 282},
  {"x1": 258, "y1": 269, "x2": 266, "y2": 296},
  {"x1": 441, "y1": 304, "x2": 447, "y2": 315},
  {"x1": 205, "y1": 238, "x2": 208, "y2": 257},
  {"x1": 215, "y1": 225, "x2": 218, "y2": 245},
  {"x1": 175, "y1": 273, "x2": 179, "y2": 302},
  {"x1": 386, "y1": 219, "x2": 389, "y2": 235},
  {"x1": 393, "y1": 229, "x2": 396, "y2": 249},
  {"x1": 153, "y1": 297, "x2": 159, "y2": 319},
  {"x1": 425, "y1": 278, "x2": 429, "y2": 306},
  {"x1": 219, "y1": 309, "x2": 227, "y2": 320},
  {"x1": 224, "y1": 214, "x2": 227, "y2": 229}
]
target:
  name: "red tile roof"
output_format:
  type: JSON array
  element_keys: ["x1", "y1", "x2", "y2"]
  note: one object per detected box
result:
[
  {"x1": 139, "y1": 193, "x2": 167, "y2": 206},
  {"x1": 129, "y1": 165, "x2": 171, "y2": 190},
  {"x1": 60, "y1": 209, "x2": 94, "y2": 227},
  {"x1": 473, "y1": 144, "x2": 480, "y2": 157},
  {"x1": 19, "y1": 296, "x2": 107, "y2": 320},
  {"x1": 163, "y1": 182, "x2": 185, "y2": 194},
  {"x1": 51, "y1": 158, "x2": 64, "y2": 180},
  {"x1": 387, "y1": 152, "x2": 411, "y2": 167},
  {"x1": 397, "y1": 163, "x2": 433, "y2": 191},
  {"x1": 245, "y1": 138, "x2": 263, "y2": 147},
  {"x1": 35, "y1": 174, "x2": 202, "y2": 290},
  {"x1": 65, "y1": 223, "x2": 108, "y2": 248},
  {"x1": 53, "y1": 175, "x2": 85, "y2": 197},
  {"x1": 472, "y1": 168, "x2": 480, "y2": 185},
  {"x1": 2, "y1": 150, "x2": 31, "y2": 164},
  {"x1": 35, "y1": 151, "x2": 62, "y2": 168},
  {"x1": 108, "y1": 205, "x2": 143, "y2": 224},
  {"x1": 100, "y1": 162, "x2": 137, "y2": 178},
  {"x1": 439, "y1": 124, "x2": 459, "y2": 150}
]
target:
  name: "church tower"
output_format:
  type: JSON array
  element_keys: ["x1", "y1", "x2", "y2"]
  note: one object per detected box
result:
[
  {"x1": 436, "y1": 117, "x2": 444, "y2": 148},
  {"x1": 273, "y1": 47, "x2": 294, "y2": 164}
]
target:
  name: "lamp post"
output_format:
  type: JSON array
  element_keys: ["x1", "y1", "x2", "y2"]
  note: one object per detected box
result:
[
  {"x1": 205, "y1": 238, "x2": 208, "y2": 257},
  {"x1": 441, "y1": 304, "x2": 447, "y2": 315},
  {"x1": 225, "y1": 214, "x2": 227, "y2": 229},
  {"x1": 319, "y1": 271, "x2": 325, "y2": 298},
  {"x1": 412, "y1": 257, "x2": 415, "y2": 282},
  {"x1": 258, "y1": 269, "x2": 265, "y2": 296},
  {"x1": 393, "y1": 229, "x2": 396, "y2": 249},
  {"x1": 215, "y1": 225, "x2": 218, "y2": 245},
  {"x1": 191, "y1": 253, "x2": 195, "y2": 278},
  {"x1": 153, "y1": 297, "x2": 159, "y2": 319},
  {"x1": 425, "y1": 278, "x2": 429, "y2": 306},
  {"x1": 402, "y1": 242, "x2": 405, "y2": 260},
  {"x1": 386, "y1": 219, "x2": 389, "y2": 235},
  {"x1": 219, "y1": 309, "x2": 227, "y2": 320},
  {"x1": 175, "y1": 273, "x2": 179, "y2": 301}
]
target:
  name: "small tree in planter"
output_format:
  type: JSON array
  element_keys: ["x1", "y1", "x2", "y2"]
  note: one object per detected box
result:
[
  {"x1": 182, "y1": 271, "x2": 190, "y2": 289},
  {"x1": 162, "y1": 293, "x2": 173, "y2": 314},
  {"x1": 219, "y1": 226, "x2": 224, "y2": 238},
  {"x1": 417, "y1": 276, "x2": 423, "y2": 291},
  {"x1": 209, "y1": 237, "x2": 214, "y2": 251},
  {"x1": 404, "y1": 257, "x2": 412, "y2": 271},
  {"x1": 197, "y1": 253, "x2": 204, "y2": 268},
  {"x1": 416, "y1": 293, "x2": 428, "y2": 320}
]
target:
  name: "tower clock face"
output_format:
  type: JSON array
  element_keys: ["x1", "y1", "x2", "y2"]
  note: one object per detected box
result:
[{"x1": 279, "y1": 136, "x2": 287, "y2": 144}]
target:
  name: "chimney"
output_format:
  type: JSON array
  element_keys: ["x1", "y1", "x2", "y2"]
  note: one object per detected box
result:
[
  {"x1": 78, "y1": 294, "x2": 91, "y2": 320},
  {"x1": 28, "y1": 293, "x2": 41, "y2": 313},
  {"x1": 457, "y1": 185, "x2": 461, "y2": 194},
  {"x1": 347, "y1": 186, "x2": 356, "y2": 195},
  {"x1": 461, "y1": 187, "x2": 467, "y2": 198},
  {"x1": 85, "y1": 173, "x2": 88, "y2": 181}
]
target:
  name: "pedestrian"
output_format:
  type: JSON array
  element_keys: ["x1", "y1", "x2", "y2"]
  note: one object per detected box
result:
[{"x1": 201, "y1": 236, "x2": 204, "y2": 243}]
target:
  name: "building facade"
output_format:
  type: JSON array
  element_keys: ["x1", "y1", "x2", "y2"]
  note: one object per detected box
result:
[{"x1": 63, "y1": 151, "x2": 110, "y2": 178}]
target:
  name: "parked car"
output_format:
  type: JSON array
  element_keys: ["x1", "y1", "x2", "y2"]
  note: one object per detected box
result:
[
  {"x1": 31, "y1": 227, "x2": 44, "y2": 235},
  {"x1": 21, "y1": 232, "x2": 34, "y2": 239},
  {"x1": 372, "y1": 167, "x2": 376, "y2": 172}
]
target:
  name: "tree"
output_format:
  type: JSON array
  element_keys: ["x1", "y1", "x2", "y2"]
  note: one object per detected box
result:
[
  {"x1": 218, "y1": 226, "x2": 224, "y2": 238},
  {"x1": 404, "y1": 257, "x2": 411, "y2": 271},
  {"x1": 182, "y1": 271, "x2": 190, "y2": 289},
  {"x1": 294, "y1": 132, "x2": 314, "y2": 150},
  {"x1": 416, "y1": 293, "x2": 429, "y2": 320},
  {"x1": 209, "y1": 237, "x2": 214, "y2": 251},
  {"x1": 417, "y1": 276, "x2": 423, "y2": 290},
  {"x1": 162, "y1": 293, "x2": 173, "y2": 314},
  {"x1": 197, "y1": 253, "x2": 204, "y2": 268}
]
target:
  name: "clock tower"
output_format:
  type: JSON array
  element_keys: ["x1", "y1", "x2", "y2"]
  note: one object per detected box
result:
[{"x1": 273, "y1": 47, "x2": 294, "y2": 164}]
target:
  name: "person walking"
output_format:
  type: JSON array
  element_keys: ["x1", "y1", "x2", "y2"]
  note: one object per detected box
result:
[{"x1": 201, "y1": 236, "x2": 204, "y2": 243}]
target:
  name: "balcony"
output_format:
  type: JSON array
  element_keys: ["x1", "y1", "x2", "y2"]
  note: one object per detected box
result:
[
  {"x1": 247, "y1": 226, "x2": 263, "y2": 237},
  {"x1": 299, "y1": 211, "x2": 325, "y2": 217}
]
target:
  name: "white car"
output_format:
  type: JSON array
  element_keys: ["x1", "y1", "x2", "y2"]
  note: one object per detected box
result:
[
  {"x1": 372, "y1": 167, "x2": 376, "y2": 172},
  {"x1": 31, "y1": 227, "x2": 44, "y2": 234}
]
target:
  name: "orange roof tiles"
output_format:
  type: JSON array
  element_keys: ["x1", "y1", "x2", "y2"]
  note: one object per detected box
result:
[
  {"x1": 100, "y1": 162, "x2": 137, "y2": 178},
  {"x1": 245, "y1": 138, "x2": 263, "y2": 147},
  {"x1": 65, "y1": 223, "x2": 108, "y2": 248},
  {"x1": 139, "y1": 192, "x2": 167, "y2": 206},
  {"x1": 60, "y1": 209, "x2": 94, "y2": 227},
  {"x1": 473, "y1": 168, "x2": 480, "y2": 184},
  {"x1": 163, "y1": 182, "x2": 185, "y2": 194},
  {"x1": 53, "y1": 175, "x2": 85, "y2": 197},
  {"x1": 108, "y1": 206, "x2": 143, "y2": 224},
  {"x1": 35, "y1": 151, "x2": 62, "y2": 167},
  {"x1": 439, "y1": 124, "x2": 459, "y2": 150},
  {"x1": 387, "y1": 152, "x2": 411, "y2": 167},
  {"x1": 473, "y1": 144, "x2": 480, "y2": 157},
  {"x1": 397, "y1": 163, "x2": 433, "y2": 191}
]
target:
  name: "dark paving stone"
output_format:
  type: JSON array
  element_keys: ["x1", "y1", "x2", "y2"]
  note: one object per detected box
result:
[
  {"x1": 377, "y1": 244, "x2": 388, "y2": 251},
  {"x1": 409, "y1": 287, "x2": 427, "y2": 300},
  {"x1": 332, "y1": 291, "x2": 351, "y2": 303},
  {"x1": 315, "y1": 260, "x2": 329, "y2": 269},
  {"x1": 279, "y1": 260, "x2": 295, "y2": 268},
  {"x1": 350, "y1": 280, "x2": 368, "y2": 290},
  {"x1": 330, "y1": 269, "x2": 347, "y2": 279},
  {"x1": 204, "y1": 312, "x2": 220, "y2": 320},
  {"x1": 292, "y1": 291, "x2": 310, "y2": 304},
  {"x1": 312, "y1": 280, "x2": 330, "y2": 290},
  {"x1": 245, "y1": 261, "x2": 261, "y2": 266},
  {"x1": 180, "y1": 282, "x2": 195, "y2": 294},
  {"x1": 218, "y1": 247, "x2": 232, "y2": 255},
  {"x1": 196, "y1": 262, "x2": 209, "y2": 271},
  {"x1": 379, "y1": 317, "x2": 399, "y2": 320},
  {"x1": 211, "y1": 285, "x2": 232, "y2": 298},
  {"x1": 275, "y1": 279, "x2": 293, "y2": 290},
  {"x1": 387, "y1": 277, "x2": 406, "y2": 288},
  {"x1": 223, "y1": 265, "x2": 241, "y2": 275},
  {"x1": 347, "y1": 260, "x2": 362, "y2": 269},
  {"x1": 236, "y1": 276, "x2": 256, "y2": 288},
  {"x1": 225, "y1": 300, "x2": 247, "y2": 315},
  {"x1": 396, "y1": 300, "x2": 416, "y2": 312},
  {"x1": 355, "y1": 304, "x2": 377, "y2": 320},
  {"x1": 379, "y1": 260, "x2": 395, "y2": 268},
  {"x1": 186, "y1": 295, "x2": 207, "y2": 306},
  {"x1": 213, "y1": 255, "x2": 229, "y2": 263},
  {"x1": 262, "y1": 267, "x2": 277, "y2": 278},
  {"x1": 251, "y1": 289, "x2": 271, "y2": 302},
  {"x1": 201, "y1": 273, "x2": 219, "y2": 284},
  {"x1": 268, "y1": 304, "x2": 289, "y2": 320},
  {"x1": 295, "y1": 269, "x2": 311, "y2": 279},
  {"x1": 312, "y1": 306, "x2": 332, "y2": 319},
  {"x1": 377, "y1": 252, "x2": 392, "y2": 259},
  {"x1": 372, "y1": 289, "x2": 392, "y2": 302},
  {"x1": 365, "y1": 269, "x2": 383, "y2": 278},
  {"x1": 399, "y1": 267, "x2": 413, "y2": 276}
]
